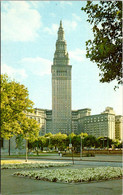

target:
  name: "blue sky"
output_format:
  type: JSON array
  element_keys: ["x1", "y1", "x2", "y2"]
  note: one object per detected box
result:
[{"x1": 1, "y1": 1, "x2": 122, "y2": 115}]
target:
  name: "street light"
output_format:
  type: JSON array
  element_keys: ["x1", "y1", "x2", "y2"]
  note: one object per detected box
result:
[
  {"x1": 80, "y1": 136, "x2": 83, "y2": 160},
  {"x1": 107, "y1": 137, "x2": 109, "y2": 149},
  {"x1": 47, "y1": 137, "x2": 50, "y2": 151}
]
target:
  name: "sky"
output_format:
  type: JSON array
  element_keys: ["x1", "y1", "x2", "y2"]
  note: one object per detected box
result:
[{"x1": 1, "y1": 1, "x2": 122, "y2": 116}]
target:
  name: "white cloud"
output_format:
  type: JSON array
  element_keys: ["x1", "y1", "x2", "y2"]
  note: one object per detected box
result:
[
  {"x1": 44, "y1": 24, "x2": 59, "y2": 35},
  {"x1": 1, "y1": 1, "x2": 42, "y2": 42},
  {"x1": 1, "y1": 63, "x2": 27, "y2": 81},
  {"x1": 21, "y1": 57, "x2": 52, "y2": 76},
  {"x1": 72, "y1": 13, "x2": 81, "y2": 21},
  {"x1": 69, "y1": 49, "x2": 86, "y2": 62}
]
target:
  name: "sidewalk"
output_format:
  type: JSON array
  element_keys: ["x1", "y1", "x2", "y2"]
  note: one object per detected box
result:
[
  {"x1": 2, "y1": 154, "x2": 122, "y2": 162},
  {"x1": 27, "y1": 154, "x2": 122, "y2": 163}
]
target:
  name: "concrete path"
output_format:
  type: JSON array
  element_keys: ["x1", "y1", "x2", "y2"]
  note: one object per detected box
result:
[
  {"x1": 28, "y1": 154, "x2": 122, "y2": 163},
  {"x1": 2, "y1": 154, "x2": 122, "y2": 162}
]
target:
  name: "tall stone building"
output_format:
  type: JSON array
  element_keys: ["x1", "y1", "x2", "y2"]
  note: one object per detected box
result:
[
  {"x1": 51, "y1": 21, "x2": 72, "y2": 134},
  {"x1": 115, "y1": 115, "x2": 123, "y2": 141}
]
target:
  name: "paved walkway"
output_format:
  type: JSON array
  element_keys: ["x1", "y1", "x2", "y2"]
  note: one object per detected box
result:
[
  {"x1": 27, "y1": 154, "x2": 122, "y2": 163},
  {"x1": 2, "y1": 154, "x2": 122, "y2": 162}
]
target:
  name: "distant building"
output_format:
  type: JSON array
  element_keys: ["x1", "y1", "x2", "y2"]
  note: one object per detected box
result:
[
  {"x1": 115, "y1": 115, "x2": 123, "y2": 141},
  {"x1": 25, "y1": 106, "x2": 122, "y2": 141}
]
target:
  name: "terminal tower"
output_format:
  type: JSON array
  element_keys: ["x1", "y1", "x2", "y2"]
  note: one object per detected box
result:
[{"x1": 51, "y1": 21, "x2": 72, "y2": 134}]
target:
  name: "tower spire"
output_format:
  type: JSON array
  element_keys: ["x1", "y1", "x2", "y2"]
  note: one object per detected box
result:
[
  {"x1": 53, "y1": 21, "x2": 69, "y2": 66},
  {"x1": 60, "y1": 20, "x2": 62, "y2": 28},
  {"x1": 58, "y1": 20, "x2": 64, "y2": 41},
  {"x1": 51, "y1": 21, "x2": 72, "y2": 134}
]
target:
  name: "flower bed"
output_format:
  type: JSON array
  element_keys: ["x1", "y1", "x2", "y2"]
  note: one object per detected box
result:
[
  {"x1": 13, "y1": 167, "x2": 123, "y2": 183},
  {"x1": 1, "y1": 162, "x2": 71, "y2": 169}
]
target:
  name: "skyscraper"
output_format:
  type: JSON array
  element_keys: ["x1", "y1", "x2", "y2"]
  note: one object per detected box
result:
[{"x1": 51, "y1": 21, "x2": 72, "y2": 134}]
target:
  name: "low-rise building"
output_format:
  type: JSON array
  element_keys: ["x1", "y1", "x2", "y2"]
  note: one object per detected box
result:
[
  {"x1": 26, "y1": 106, "x2": 122, "y2": 141},
  {"x1": 1, "y1": 106, "x2": 122, "y2": 155}
]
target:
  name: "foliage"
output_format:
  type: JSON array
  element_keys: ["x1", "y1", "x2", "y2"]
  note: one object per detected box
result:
[
  {"x1": 83, "y1": 135, "x2": 98, "y2": 148},
  {"x1": 79, "y1": 132, "x2": 88, "y2": 138},
  {"x1": 112, "y1": 139, "x2": 121, "y2": 148},
  {"x1": 44, "y1": 133, "x2": 52, "y2": 138},
  {"x1": 15, "y1": 135, "x2": 25, "y2": 150},
  {"x1": 71, "y1": 133, "x2": 88, "y2": 151},
  {"x1": 97, "y1": 137, "x2": 113, "y2": 148},
  {"x1": 81, "y1": 1, "x2": 122, "y2": 87},
  {"x1": 65, "y1": 133, "x2": 76, "y2": 146},
  {"x1": 28, "y1": 133, "x2": 122, "y2": 151},
  {"x1": 1, "y1": 74, "x2": 40, "y2": 140},
  {"x1": 50, "y1": 133, "x2": 67, "y2": 150},
  {"x1": 20, "y1": 116, "x2": 40, "y2": 142},
  {"x1": 29, "y1": 136, "x2": 47, "y2": 151},
  {"x1": 117, "y1": 142, "x2": 123, "y2": 148}
]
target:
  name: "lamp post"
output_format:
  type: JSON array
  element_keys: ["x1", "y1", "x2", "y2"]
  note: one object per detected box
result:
[
  {"x1": 25, "y1": 133, "x2": 29, "y2": 162},
  {"x1": 48, "y1": 137, "x2": 50, "y2": 151},
  {"x1": 107, "y1": 137, "x2": 109, "y2": 149},
  {"x1": 80, "y1": 136, "x2": 83, "y2": 160},
  {"x1": 103, "y1": 137, "x2": 104, "y2": 149}
]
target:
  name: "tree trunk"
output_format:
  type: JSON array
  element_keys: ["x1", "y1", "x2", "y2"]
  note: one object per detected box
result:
[
  {"x1": 9, "y1": 139, "x2": 10, "y2": 156},
  {"x1": 25, "y1": 139, "x2": 28, "y2": 162}
]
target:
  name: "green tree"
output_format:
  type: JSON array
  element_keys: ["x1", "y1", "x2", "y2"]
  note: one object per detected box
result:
[
  {"x1": 97, "y1": 137, "x2": 113, "y2": 148},
  {"x1": 79, "y1": 132, "x2": 88, "y2": 138},
  {"x1": 20, "y1": 116, "x2": 40, "y2": 161},
  {"x1": 44, "y1": 133, "x2": 52, "y2": 138},
  {"x1": 81, "y1": 1, "x2": 122, "y2": 87},
  {"x1": 84, "y1": 135, "x2": 98, "y2": 148},
  {"x1": 50, "y1": 133, "x2": 67, "y2": 150},
  {"x1": 15, "y1": 134, "x2": 25, "y2": 151},
  {"x1": 38, "y1": 136, "x2": 47, "y2": 151},
  {"x1": 1, "y1": 74, "x2": 34, "y2": 139},
  {"x1": 1, "y1": 74, "x2": 40, "y2": 159},
  {"x1": 112, "y1": 139, "x2": 121, "y2": 148},
  {"x1": 72, "y1": 135, "x2": 81, "y2": 149}
]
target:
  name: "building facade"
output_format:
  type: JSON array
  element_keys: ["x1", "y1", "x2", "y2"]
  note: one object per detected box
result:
[
  {"x1": 115, "y1": 115, "x2": 123, "y2": 141},
  {"x1": 26, "y1": 106, "x2": 122, "y2": 141}
]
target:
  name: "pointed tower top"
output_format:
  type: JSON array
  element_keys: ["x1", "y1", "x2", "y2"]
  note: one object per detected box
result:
[
  {"x1": 53, "y1": 21, "x2": 69, "y2": 66},
  {"x1": 57, "y1": 20, "x2": 64, "y2": 41},
  {"x1": 60, "y1": 20, "x2": 62, "y2": 28}
]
